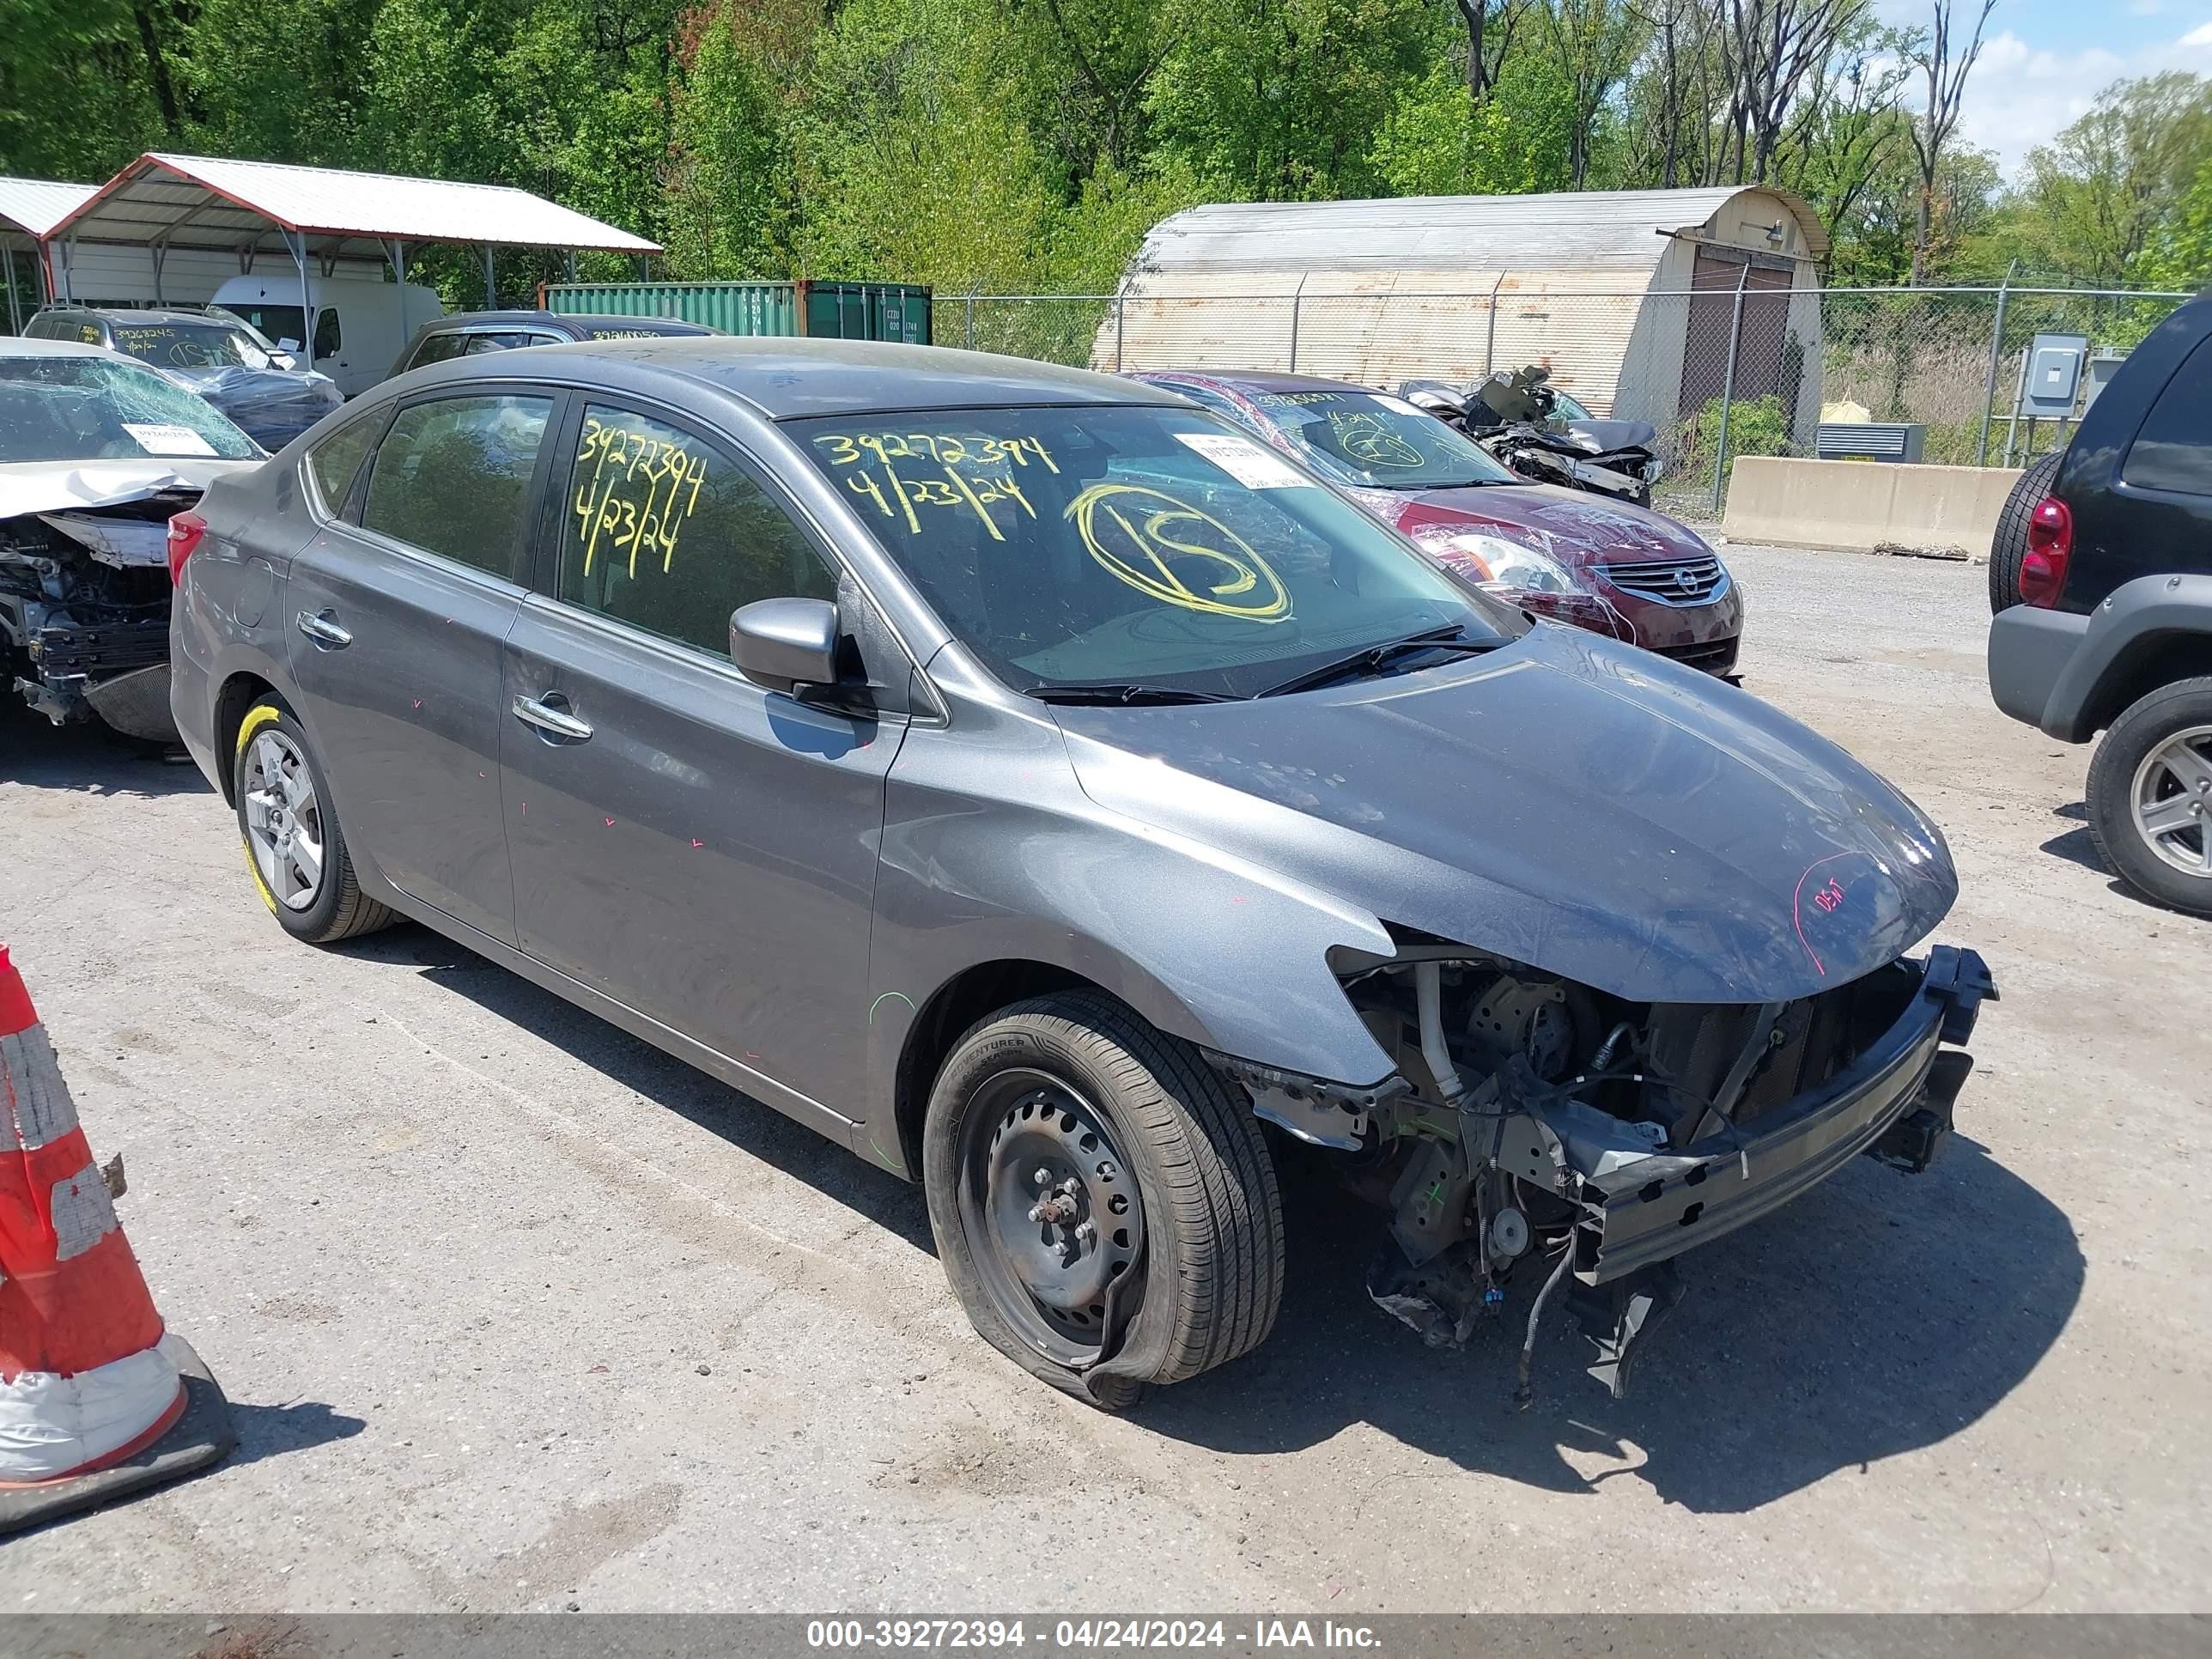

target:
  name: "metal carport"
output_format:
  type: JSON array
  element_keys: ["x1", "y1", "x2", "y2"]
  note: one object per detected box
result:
[
  {"x1": 45, "y1": 152, "x2": 662, "y2": 372},
  {"x1": 0, "y1": 178, "x2": 96, "y2": 331}
]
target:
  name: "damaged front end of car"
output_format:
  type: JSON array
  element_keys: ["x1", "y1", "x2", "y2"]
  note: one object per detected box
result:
[
  {"x1": 1210, "y1": 936, "x2": 1996, "y2": 1404},
  {"x1": 0, "y1": 492, "x2": 198, "y2": 741}
]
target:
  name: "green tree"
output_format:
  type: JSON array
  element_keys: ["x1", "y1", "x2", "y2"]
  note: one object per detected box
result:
[{"x1": 2009, "y1": 74, "x2": 2212, "y2": 288}]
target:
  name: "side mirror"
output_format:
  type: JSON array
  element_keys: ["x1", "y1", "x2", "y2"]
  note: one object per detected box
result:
[{"x1": 730, "y1": 597, "x2": 841, "y2": 696}]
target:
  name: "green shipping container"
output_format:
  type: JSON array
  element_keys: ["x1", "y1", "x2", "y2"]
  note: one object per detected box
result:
[{"x1": 540, "y1": 279, "x2": 932, "y2": 344}]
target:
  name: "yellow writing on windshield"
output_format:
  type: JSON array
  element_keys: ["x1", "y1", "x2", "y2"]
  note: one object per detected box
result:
[
  {"x1": 1066, "y1": 483, "x2": 1291, "y2": 623},
  {"x1": 574, "y1": 414, "x2": 709, "y2": 579},
  {"x1": 812, "y1": 429, "x2": 1049, "y2": 542},
  {"x1": 1326, "y1": 410, "x2": 1425, "y2": 469}
]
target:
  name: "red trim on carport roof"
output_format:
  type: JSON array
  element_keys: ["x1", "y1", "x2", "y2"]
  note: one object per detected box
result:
[
  {"x1": 41, "y1": 153, "x2": 663, "y2": 255},
  {"x1": 49, "y1": 154, "x2": 304, "y2": 245}
]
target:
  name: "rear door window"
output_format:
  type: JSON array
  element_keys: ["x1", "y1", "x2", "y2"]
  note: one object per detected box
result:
[
  {"x1": 360, "y1": 393, "x2": 554, "y2": 580},
  {"x1": 555, "y1": 402, "x2": 838, "y2": 656},
  {"x1": 2123, "y1": 334, "x2": 2212, "y2": 496}
]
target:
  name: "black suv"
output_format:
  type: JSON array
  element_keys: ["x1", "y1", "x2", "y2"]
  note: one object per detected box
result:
[{"x1": 1988, "y1": 290, "x2": 2212, "y2": 915}]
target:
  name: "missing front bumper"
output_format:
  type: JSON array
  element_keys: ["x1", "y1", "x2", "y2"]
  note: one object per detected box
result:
[{"x1": 1563, "y1": 946, "x2": 1996, "y2": 1285}]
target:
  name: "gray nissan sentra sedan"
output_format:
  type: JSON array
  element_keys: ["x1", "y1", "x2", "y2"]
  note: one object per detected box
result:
[{"x1": 170, "y1": 338, "x2": 1995, "y2": 1407}]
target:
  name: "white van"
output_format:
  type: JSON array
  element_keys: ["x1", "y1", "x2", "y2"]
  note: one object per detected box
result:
[{"x1": 210, "y1": 275, "x2": 444, "y2": 398}]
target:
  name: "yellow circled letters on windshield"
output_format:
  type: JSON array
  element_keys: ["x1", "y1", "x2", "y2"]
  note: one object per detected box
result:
[
  {"x1": 1326, "y1": 410, "x2": 1425, "y2": 470},
  {"x1": 1065, "y1": 483, "x2": 1291, "y2": 623}
]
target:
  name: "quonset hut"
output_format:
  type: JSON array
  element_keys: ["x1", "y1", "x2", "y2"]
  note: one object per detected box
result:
[{"x1": 1103, "y1": 186, "x2": 1828, "y2": 436}]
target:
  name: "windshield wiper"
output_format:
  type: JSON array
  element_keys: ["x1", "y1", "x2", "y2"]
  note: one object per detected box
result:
[
  {"x1": 1255, "y1": 624, "x2": 1497, "y2": 699},
  {"x1": 1028, "y1": 681, "x2": 1242, "y2": 706}
]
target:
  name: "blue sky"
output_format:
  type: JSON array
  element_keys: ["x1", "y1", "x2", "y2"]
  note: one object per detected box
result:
[{"x1": 1893, "y1": 0, "x2": 2212, "y2": 177}]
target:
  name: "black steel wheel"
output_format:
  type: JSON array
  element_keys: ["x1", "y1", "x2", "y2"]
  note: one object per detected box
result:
[
  {"x1": 955, "y1": 1067, "x2": 1147, "y2": 1366},
  {"x1": 921, "y1": 992, "x2": 1284, "y2": 1409}
]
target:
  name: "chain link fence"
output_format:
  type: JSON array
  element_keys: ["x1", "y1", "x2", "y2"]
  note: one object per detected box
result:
[{"x1": 934, "y1": 282, "x2": 2192, "y2": 521}]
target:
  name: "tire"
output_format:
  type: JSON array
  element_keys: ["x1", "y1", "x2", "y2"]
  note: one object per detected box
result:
[
  {"x1": 1989, "y1": 451, "x2": 2063, "y2": 615},
  {"x1": 921, "y1": 991, "x2": 1284, "y2": 1410},
  {"x1": 231, "y1": 692, "x2": 398, "y2": 943},
  {"x1": 2085, "y1": 677, "x2": 2212, "y2": 916}
]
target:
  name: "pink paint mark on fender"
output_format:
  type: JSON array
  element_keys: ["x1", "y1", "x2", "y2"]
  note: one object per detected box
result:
[
  {"x1": 604, "y1": 817, "x2": 616, "y2": 827},
  {"x1": 744, "y1": 1051, "x2": 761, "y2": 1061},
  {"x1": 1812, "y1": 877, "x2": 1845, "y2": 915},
  {"x1": 1229, "y1": 895, "x2": 1249, "y2": 905},
  {"x1": 412, "y1": 699, "x2": 422, "y2": 710},
  {"x1": 690, "y1": 839, "x2": 704, "y2": 848}
]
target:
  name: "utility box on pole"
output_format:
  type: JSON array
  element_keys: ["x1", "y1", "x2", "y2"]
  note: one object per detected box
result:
[{"x1": 2021, "y1": 333, "x2": 2088, "y2": 418}]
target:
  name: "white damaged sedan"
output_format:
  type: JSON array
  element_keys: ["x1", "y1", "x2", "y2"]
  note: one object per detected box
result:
[{"x1": 0, "y1": 337, "x2": 262, "y2": 740}]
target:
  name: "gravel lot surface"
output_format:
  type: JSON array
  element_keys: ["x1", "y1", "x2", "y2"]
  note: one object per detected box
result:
[{"x1": 2, "y1": 542, "x2": 2203, "y2": 1613}]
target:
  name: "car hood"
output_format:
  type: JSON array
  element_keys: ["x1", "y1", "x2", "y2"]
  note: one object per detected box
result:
[
  {"x1": 1049, "y1": 624, "x2": 1955, "y2": 1004},
  {"x1": 1565, "y1": 417, "x2": 1657, "y2": 453},
  {"x1": 1388, "y1": 483, "x2": 1711, "y2": 565},
  {"x1": 0, "y1": 458, "x2": 259, "y2": 520}
]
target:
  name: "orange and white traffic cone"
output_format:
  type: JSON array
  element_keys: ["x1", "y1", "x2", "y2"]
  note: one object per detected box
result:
[{"x1": 0, "y1": 943, "x2": 233, "y2": 1534}]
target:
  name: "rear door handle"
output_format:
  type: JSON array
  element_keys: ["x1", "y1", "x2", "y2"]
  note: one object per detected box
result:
[
  {"x1": 296, "y1": 609, "x2": 351, "y2": 649},
  {"x1": 511, "y1": 695, "x2": 592, "y2": 743}
]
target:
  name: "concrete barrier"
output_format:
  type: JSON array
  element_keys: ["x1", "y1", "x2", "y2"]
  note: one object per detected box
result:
[{"x1": 1722, "y1": 456, "x2": 2023, "y2": 554}]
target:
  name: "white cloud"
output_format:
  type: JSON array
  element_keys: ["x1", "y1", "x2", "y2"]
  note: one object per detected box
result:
[{"x1": 1955, "y1": 25, "x2": 2212, "y2": 178}]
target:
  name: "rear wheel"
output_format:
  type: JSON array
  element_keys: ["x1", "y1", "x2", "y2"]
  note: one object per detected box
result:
[
  {"x1": 232, "y1": 693, "x2": 397, "y2": 943},
  {"x1": 2087, "y1": 678, "x2": 2212, "y2": 916},
  {"x1": 921, "y1": 992, "x2": 1284, "y2": 1409},
  {"x1": 1988, "y1": 452, "x2": 2062, "y2": 614}
]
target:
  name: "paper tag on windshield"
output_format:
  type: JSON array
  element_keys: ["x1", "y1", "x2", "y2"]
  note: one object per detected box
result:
[
  {"x1": 123, "y1": 422, "x2": 217, "y2": 458},
  {"x1": 1171, "y1": 431, "x2": 1312, "y2": 489}
]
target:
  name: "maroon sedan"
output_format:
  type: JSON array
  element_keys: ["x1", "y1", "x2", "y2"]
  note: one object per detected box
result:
[{"x1": 1131, "y1": 369, "x2": 1742, "y2": 675}]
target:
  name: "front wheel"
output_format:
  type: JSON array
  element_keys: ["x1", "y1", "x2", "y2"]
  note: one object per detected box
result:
[
  {"x1": 232, "y1": 692, "x2": 398, "y2": 943},
  {"x1": 2086, "y1": 677, "x2": 2212, "y2": 916},
  {"x1": 921, "y1": 993, "x2": 1284, "y2": 1409}
]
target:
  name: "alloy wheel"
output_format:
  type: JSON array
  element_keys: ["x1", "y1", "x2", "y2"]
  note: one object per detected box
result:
[{"x1": 241, "y1": 728, "x2": 326, "y2": 910}]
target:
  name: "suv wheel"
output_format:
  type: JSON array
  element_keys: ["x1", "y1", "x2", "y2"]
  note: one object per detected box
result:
[
  {"x1": 233, "y1": 693, "x2": 398, "y2": 943},
  {"x1": 921, "y1": 991, "x2": 1284, "y2": 1409},
  {"x1": 1989, "y1": 452, "x2": 2063, "y2": 615},
  {"x1": 2086, "y1": 678, "x2": 2212, "y2": 915}
]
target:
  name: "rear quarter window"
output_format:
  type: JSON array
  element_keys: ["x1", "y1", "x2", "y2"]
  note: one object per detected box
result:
[
  {"x1": 2122, "y1": 333, "x2": 2212, "y2": 496},
  {"x1": 306, "y1": 412, "x2": 383, "y2": 516}
]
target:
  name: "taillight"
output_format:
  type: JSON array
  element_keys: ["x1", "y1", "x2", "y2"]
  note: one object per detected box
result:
[
  {"x1": 166, "y1": 511, "x2": 207, "y2": 585},
  {"x1": 2018, "y1": 497, "x2": 2072, "y2": 608}
]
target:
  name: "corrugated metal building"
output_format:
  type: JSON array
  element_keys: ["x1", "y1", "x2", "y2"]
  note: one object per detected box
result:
[
  {"x1": 0, "y1": 178, "x2": 94, "y2": 327},
  {"x1": 1104, "y1": 187, "x2": 1828, "y2": 435}
]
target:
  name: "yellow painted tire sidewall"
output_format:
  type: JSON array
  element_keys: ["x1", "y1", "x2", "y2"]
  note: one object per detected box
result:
[{"x1": 234, "y1": 702, "x2": 287, "y2": 914}]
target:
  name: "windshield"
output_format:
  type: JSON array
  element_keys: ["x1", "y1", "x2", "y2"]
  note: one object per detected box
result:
[
  {"x1": 792, "y1": 405, "x2": 1522, "y2": 700},
  {"x1": 222, "y1": 304, "x2": 306, "y2": 349},
  {"x1": 1550, "y1": 388, "x2": 1594, "y2": 421},
  {"x1": 0, "y1": 356, "x2": 262, "y2": 463},
  {"x1": 1242, "y1": 389, "x2": 1520, "y2": 489},
  {"x1": 106, "y1": 321, "x2": 275, "y2": 372}
]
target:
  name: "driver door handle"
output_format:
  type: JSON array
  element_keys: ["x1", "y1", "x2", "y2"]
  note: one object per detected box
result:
[
  {"x1": 296, "y1": 609, "x2": 352, "y2": 649},
  {"x1": 511, "y1": 695, "x2": 592, "y2": 742}
]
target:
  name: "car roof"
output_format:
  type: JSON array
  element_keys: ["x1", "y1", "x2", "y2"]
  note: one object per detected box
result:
[
  {"x1": 423, "y1": 309, "x2": 714, "y2": 336},
  {"x1": 1136, "y1": 368, "x2": 1377, "y2": 398},
  {"x1": 37, "y1": 306, "x2": 221, "y2": 325},
  {"x1": 0, "y1": 336, "x2": 135, "y2": 359},
  {"x1": 422, "y1": 336, "x2": 1192, "y2": 420}
]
